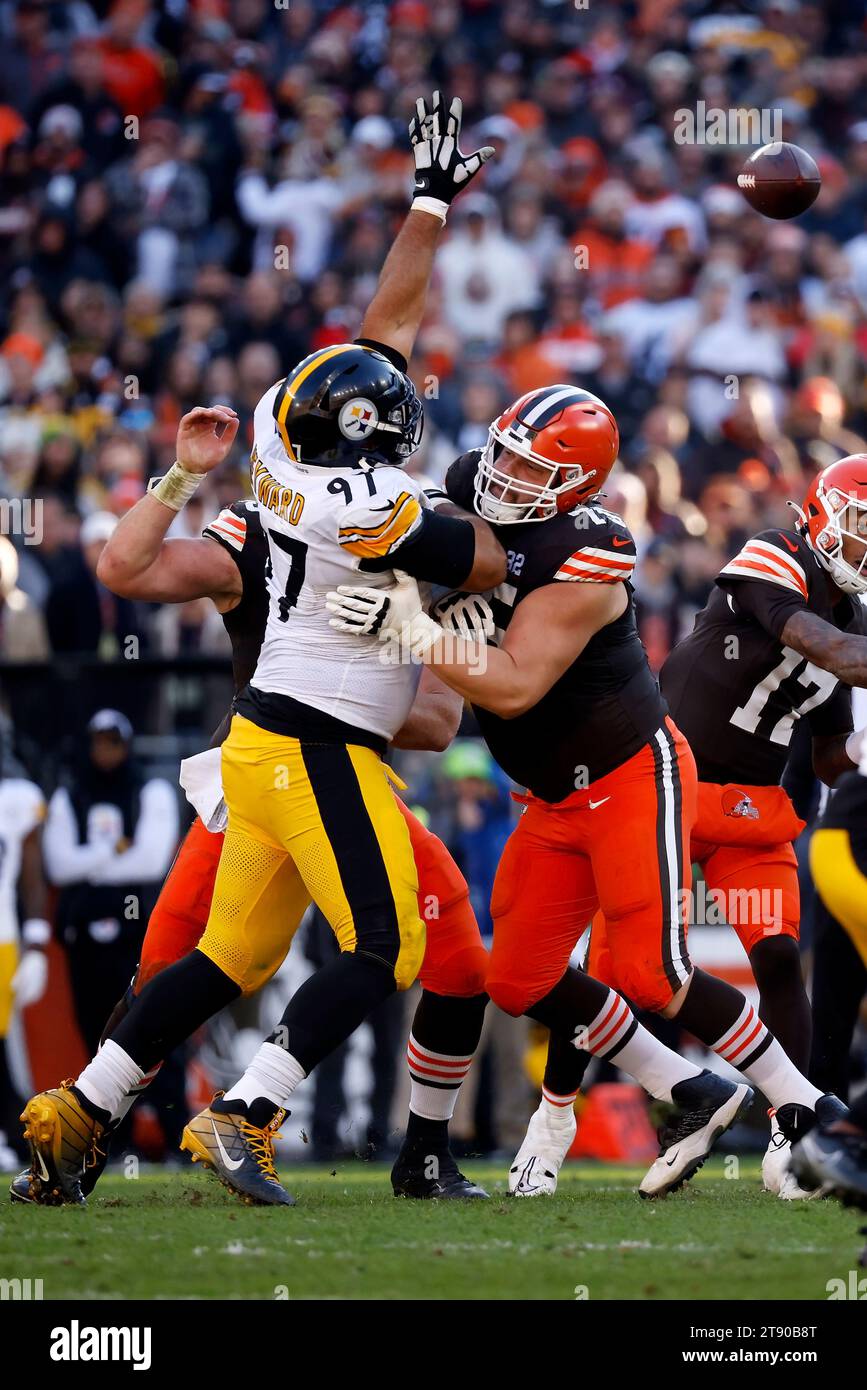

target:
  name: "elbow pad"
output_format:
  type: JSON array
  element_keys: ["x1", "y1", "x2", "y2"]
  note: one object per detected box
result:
[{"x1": 359, "y1": 507, "x2": 477, "y2": 588}]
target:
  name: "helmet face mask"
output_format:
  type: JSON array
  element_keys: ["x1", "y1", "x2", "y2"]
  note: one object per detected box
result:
[
  {"x1": 473, "y1": 385, "x2": 619, "y2": 526},
  {"x1": 809, "y1": 488, "x2": 867, "y2": 595},
  {"x1": 798, "y1": 458, "x2": 867, "y2": 597},
  {"x1": 474, "y1": 425, "x2": 596, "y2": 525}
]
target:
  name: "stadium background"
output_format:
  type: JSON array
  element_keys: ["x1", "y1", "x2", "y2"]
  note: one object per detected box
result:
[{"x1": 1, "y1": 0, "x2": 866, "y2": 1168}]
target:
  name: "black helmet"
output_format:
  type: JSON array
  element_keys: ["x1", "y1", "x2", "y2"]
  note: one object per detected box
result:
[{"x1": 272, "y1": 343, "x2": 423, "y2": 468}]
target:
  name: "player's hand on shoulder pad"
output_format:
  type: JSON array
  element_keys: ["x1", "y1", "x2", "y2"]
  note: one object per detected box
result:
[
  {"x1": 432, "y1": 591, "x2": 494, "y2": 640},
  {"x1": 410, "y1": 92, "x2": 494, "y2": 216}
]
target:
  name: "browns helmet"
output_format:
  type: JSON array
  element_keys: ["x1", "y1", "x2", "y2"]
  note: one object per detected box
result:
[{"x1": 474, "y1": 385, "x2": 619, "y2": 524}]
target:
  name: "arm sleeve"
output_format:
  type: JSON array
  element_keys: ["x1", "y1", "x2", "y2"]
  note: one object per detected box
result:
[
  {"x1": 357, "y1": 507, "x2": 478, "y2": 587},
  {"x1": 354, "y1": 338, "x2": 408, "y2": 374},
  {"x1": 96, "y1": 780, "x2": 180, "y2": 885},
  {"x1": 721, "y1": 577, "x2": 808, "y2": 641},
  {"x1": 42, "y1": 788, "x2": 114, "y2": 886}
]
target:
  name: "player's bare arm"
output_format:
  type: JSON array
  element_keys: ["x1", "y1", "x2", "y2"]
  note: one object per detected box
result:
[
  {"x1": 20, "y1": 823, "x2": 47, "y2": 922},
  {"x1": 360, "y1": 94, "x2": 493, "y2": 364},
  {"x1": 424, "y1": 580, "x2": 626, "y2": 718},
  {"x1": 391, "y1": 666, "x2": 464, "y2": 751},
  {"x1": 97, "y1": 406, "x2": 242, "y2": 609},
  {"x1": 780, "y1": 608, "x2": 867, "y2": 689}
]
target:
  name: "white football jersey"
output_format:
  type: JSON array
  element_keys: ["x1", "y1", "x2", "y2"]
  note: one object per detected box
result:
[
  {"x1": 0, "y1": 777, "x2": 45, "y2": 946},
  {"x1": 248, "y1": 381, "x2": 428, "y2": 741}
]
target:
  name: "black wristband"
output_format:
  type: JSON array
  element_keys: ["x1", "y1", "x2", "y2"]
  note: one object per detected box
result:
[{"x1": 359, "y1": 507, "x2": 477, "y2": 588}]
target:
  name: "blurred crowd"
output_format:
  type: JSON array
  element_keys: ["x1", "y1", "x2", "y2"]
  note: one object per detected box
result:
[{"x1": 1, "y1": 0, "x2": 867, "y2": 677}]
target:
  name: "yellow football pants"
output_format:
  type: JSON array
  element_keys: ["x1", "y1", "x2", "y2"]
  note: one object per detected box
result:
[
  {"x1": 0, "y1": 942, "x2": 17, "y2": 1036},
  {"x1": 198, "y1": 715, "x2": 425, "y2": 995},
  {"x1": 810, "y1": 827, "x2": 867, "y2": 970}
]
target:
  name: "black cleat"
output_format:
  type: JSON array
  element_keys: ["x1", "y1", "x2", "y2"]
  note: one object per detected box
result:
[
  {"x1": 640, "y1": 1073, "x2": 754, "y2": 1199},
  {"x1": 790, "y1": 1118, "x2": 867, "y2": 1210},
  {"x1": 775, "y1": 1093, "x2": 848, "y2": 1145},
  {"x1": 391, "y1": 1147, "x2": 489, "y2": 1200}
]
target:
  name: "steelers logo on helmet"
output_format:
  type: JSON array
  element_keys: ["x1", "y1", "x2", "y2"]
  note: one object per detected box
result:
[{"x1": 338, "y1": 397, "x2": 380, "y2": 441}]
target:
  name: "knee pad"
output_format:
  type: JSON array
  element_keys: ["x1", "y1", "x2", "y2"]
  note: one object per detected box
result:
[
  {"x1": 419, "y1": 942, "x2": 489, "y2": 998},
  {"x1": 486, "y1": 974, "x2": 537, "y2": 1018},
  {"x1": 612, "y1": 961, "x2": 677, "y2": 1015}
]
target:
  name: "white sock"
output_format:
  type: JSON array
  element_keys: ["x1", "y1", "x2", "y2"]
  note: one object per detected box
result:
[
  {"x1": 540, "y1": 1085, "x2": 578, "y2": 1123},
  {"x1": 76, "y1": 1041, "x2": 144, "y2": 1121},
  {"x1": 581, "y1": 990, "x2": 702, "y2": 1103},
  {"x1": 223, "y1": 1042, "x2": 306, "y2": 1109},
  {"x1": 114, "y1": 1063, "x2": 162, "y2": 1123},
  {"x1": 407, "y1": 1034, "x2": 474, "y2": 1122},
  {"x1": 711, "y1": 1002, "x2": 822, "y2": 1110}
]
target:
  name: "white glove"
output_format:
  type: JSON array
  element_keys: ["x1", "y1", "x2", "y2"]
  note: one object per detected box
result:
[
  {"x1": 12, "y1": 949, "x2": 48, "y2": 1008},
  {"x1": 326, "y1": 572, "x2": 444, "y2": 656},
  {"x1": 432, "y1": 591, "x2": 495, "y2": 641}
]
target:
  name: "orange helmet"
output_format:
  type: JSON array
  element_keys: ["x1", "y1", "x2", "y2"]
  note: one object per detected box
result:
[
  {"x1": 794, "y1": 455, "x2": 867, "y2": 595},
  {"x1": 474, "y1": 384, "x2": 620, "y2": 525}
]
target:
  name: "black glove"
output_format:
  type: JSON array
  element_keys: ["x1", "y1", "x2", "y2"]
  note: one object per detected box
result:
[{"x1": 410, "y1": 91, "x2": 494, "y2": 222}]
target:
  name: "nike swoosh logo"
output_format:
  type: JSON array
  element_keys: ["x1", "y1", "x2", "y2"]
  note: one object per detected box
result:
[
  {"x1": 612, "y1": 536, "x2": 631, "y2": 548},
  {"x1": 779, "y1": 533, "x2": 799, "y2": 553},
  {"x1": 588, "y1": 797, "x2": 610, "y2": 810},
  {"x1": 211, "y1": 1121, "x2": 245, "y2": 1171}
]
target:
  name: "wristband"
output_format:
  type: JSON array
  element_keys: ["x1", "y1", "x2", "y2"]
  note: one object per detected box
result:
[
  {"x1": 21, "y1": 918, "x2": 51, "y2": 947},
  {"x1": 148, "y1": 460, "x2": 205, "y2": 511},
  {"x1": 411, "y1": 195, "x2": 449, "y2": 224}
]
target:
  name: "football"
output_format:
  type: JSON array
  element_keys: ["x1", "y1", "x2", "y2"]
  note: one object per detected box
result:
[{"x1": 737, "y1": 140, "x2": 821, "y2": 219}]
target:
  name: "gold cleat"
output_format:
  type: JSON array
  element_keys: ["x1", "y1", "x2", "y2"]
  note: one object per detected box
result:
[
  {"x1": 181, "y1": 1096, "x2": 295, "y2": 1206},
  {"x1": 20, "y1": 1081, "x2": 105, "y2": 1205}
]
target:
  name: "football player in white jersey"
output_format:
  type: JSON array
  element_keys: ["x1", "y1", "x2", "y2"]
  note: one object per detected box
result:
[
  {"x1": 0, "y1": 749, "x2": 49, "y2": 1166},
  {"x1": 22, "y1": 94, "x2": 506, "y2": 1206}
]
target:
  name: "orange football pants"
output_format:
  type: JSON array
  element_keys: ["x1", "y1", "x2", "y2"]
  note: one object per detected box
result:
[
  {"x1": 589, "y1": 780, "x2": 804, "y2": 983},
  {"x1": 135, "y1": 796, "x2": 488, "y2": 998},
  {"x1": 487, "y1": 719, "x2": 696, "y2": 1016}
]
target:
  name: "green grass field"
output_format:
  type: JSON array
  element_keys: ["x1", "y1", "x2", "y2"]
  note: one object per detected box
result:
[{"x1": 1, "y1": 1159, "x2": 862, "y2": 1301}]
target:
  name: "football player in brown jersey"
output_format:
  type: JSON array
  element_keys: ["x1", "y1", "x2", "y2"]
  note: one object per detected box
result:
[{"x1": 329, "y1": 387, "x2": 847, "y2": 1198}]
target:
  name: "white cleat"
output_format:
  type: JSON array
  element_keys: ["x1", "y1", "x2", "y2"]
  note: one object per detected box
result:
[
  {"x1": 509, "y1": 1103, "x2": 576, "y2": 1196},
  {"x1": 763, "y1": 1112, "x2": 817, "y2": 1200},
  {"x1": 640, "y1": 1076, "x2": 754, "y2": 1199}
]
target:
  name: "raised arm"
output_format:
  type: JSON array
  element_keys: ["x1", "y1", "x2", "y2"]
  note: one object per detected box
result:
[
  {"x1": 359, "y1": 93, "x2": 493, "y2": 363},
  {"x1": 97, "y1": 406, "x2": 242, "y2": 608}
]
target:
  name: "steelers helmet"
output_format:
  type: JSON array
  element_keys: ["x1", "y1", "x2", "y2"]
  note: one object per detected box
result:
[{"x1": 272, "y1": 342, "x2": 423, "y2": 469}]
